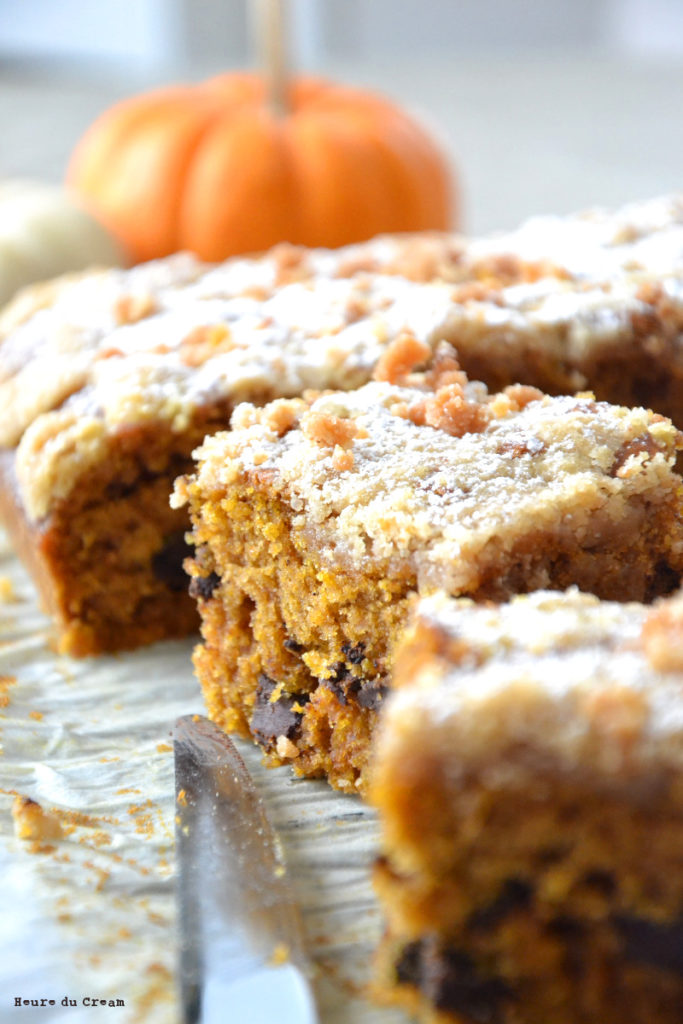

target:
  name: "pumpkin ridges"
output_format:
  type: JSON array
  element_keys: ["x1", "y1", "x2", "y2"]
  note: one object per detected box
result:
[
  {"x1": 91, "y1": 106, "x2": 222, "y2": 263},
  {"x1": 179, "y1": 109, "x2": 300, "y2": 261},
  {"x1": 68, "y1": 73, "x2": 455, "y2": 262},
  {"x1": 69, "y1": 91, "x2": 231, "y2": 262},
  {"x1": 286, "y1": 114, "x2": 402, "y2": 247},
  {"x1": 357, "y1": 105, "x2": 453, "y2": 230}
]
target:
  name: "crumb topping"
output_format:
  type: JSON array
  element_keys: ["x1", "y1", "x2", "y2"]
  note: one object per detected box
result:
[
  {"x1": 6, "y1": 194, "x2": 683, "y2": 520},
  {"x1": 642, "y1": 593, "x2": 683, "y2": 672},
  {"x1": 187, "y1": 372, "x2": 682, "y2": 593},
  {"x1": 380, "y1": 589, "x2": 683, "y2": 780}
]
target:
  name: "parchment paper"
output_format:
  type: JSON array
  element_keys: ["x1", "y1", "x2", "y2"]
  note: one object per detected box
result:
[{"x1": 0, "y1": 529, "x2": 410, "y2": 1024}]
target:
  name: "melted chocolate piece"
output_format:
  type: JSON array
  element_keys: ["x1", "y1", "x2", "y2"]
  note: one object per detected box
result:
[
  {"x1": 615, "y1": 913, "x2": 683, "y2": 976},
  {"x1": 396, "y1": 941, "x2": 422, "y2": 986},
  {"x1": 188, "y1": 571, "x2": 220, "y2": 601},
  {"x1": 283, "y1": 637, "x2": 304, "y2": 654},
  {"x1": 250, "y1": 673, "x2": 307, "y2": 747},
  {"x1": 396, "y1": 938, "x2": 513, "y2": 1024},
  {"x1": 341, "y1": 641, "x2": 366, "y2": 665},
  {"x1": 151, "y1": 531, "x2": 193, "y2": 592},
  {"x1": 323, "y1": 665, "x2": 387, "y2": 711},
  {"x1": 355, "y1": 678, "x2": 388, "y2": 710},
  {"x1": 582, "y1": 869, "x2": 617, "y2": 896},
  {"x1": 468, "y1": 878, "x2": 533, "y2": 932}
]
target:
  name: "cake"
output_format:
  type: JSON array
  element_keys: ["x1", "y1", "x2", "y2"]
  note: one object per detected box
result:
[
  {"x1": 0, "y1": 245, "x2": 472, "y2": 655},
  {"x1": 4, "y1": 194, "x2": 683, "y2": 654},
  {"x1": 370, "y1": 588, "x2": 683, "y2": 1024},
  {"x1": 174, "y1": 344, "x2": 683, "y2": 791}
]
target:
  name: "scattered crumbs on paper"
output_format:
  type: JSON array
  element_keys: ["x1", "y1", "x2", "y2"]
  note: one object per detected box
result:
[
  {"x1": 116, "y1": 787, "x2": 142, "y2": 796},
  {"x1": 128, "y1": 799, "x2": 155, "y2": 837},
  {"x1": 0, "y1": 673, "x2": 16, "y2": 708},
  {"x1": 55, "y1": 808, "x2": 121, "y2": 832},
  {"x1": 146, "y1": 910, "x2": 168, "y2": 927},
  {"x1": 156, "y1": 742, "x2": 172, "y2": 754},
  {"x1": 131, "y1": 963, "x2": 174, "y2": 1022},
  {"x1": 28, "y1": 710, "x2": 44, "y2": 721},
  {"x1": 269, "y1": 942, "x2": 291, "y2": 966},
  {"x1": 126, "y1": 858, "x2": 151, "y2": 876},
  {"x1": 83, "y1": 860, "x2": 111, "y2": 892},
  {"x1": 99, "y1": 755, "x2": 121, "y2": 763},
  {"x1": 155, "y1": 806, "x2": 173, "y2": 842},
  {"x1": 12, "y1": 794, "x2": 64, "y2": 847}
]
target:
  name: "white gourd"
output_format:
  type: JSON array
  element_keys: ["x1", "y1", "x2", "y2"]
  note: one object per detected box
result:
[{"x1": 0, "y1": 180, "x2": 124, "y2": 307}]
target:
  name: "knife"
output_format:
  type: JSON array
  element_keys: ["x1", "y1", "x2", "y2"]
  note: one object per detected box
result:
[{"x1": 174, "y1": 714, "x2": 319, "y2": 1024}]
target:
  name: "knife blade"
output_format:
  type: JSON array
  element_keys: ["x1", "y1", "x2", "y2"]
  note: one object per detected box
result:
[{"x1": 174, "y1": 714, "x2": 319, "y2": 1024}]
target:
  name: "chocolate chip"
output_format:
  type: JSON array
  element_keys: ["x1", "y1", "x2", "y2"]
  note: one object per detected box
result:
[
  {"x1": 425, "y1": 946, "x2": 512, "y2": 1023},
  {"x1": 323, "y1": 666, "x2": 387, "y2": 710},
  {"x1": 341, "y1": 642, "x2": 366, "y2": 665},
  {"x1": 395, "y1": 941, "x2": 421, "y2": 986},
  {"x1": 609, "y1": 433, "x2": 662, "y2": 477},
  {"x1": 396, "y1": 938, "x2": 513, "y2": 1024},
  {"x1": 545, "y1": 916, "x2": 587, "y2": 983},
  {"x1": 645, "y1": 560, "x2": 681, "y2": 601},
  {"x1": 546, "y1": 916, "x2": 585, "y2": 940},
  {"x1": 250, "y1": 673, "x2": 307, "y2": 748},
  {"x1": 355, "y1": 678, "x2": 388, "y2": 710},
  {"x1": 189, "y1": 571, "x2": 220, "y2": 601},
  {"x1": 615, "y1": 912, "x2": 683, "y2": 977},
  {"x1": 468, "y1": 878, "x2": 533, "y2": 932},
  {"x1": 582, "y1": 869, "x2": 616, "y2": 896},
  {"x1": 151, "y1": 531, "x2": 193, "y2": 592},
  {"x1": 283, "y1": 637, "x2": 304, "y2": 654}
]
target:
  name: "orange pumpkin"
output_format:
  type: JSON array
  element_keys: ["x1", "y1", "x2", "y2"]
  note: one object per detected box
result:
[{"x1": 67, "y1": 73, "x2": 454, "y2": 264}]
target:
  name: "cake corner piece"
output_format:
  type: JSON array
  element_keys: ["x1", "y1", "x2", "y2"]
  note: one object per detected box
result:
[{"x1": 369, "y1": 588, "x2": 683, "y2": 1024}]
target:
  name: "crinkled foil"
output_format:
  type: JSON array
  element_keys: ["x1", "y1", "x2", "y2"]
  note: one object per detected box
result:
[{"x1": 0, "y1": 531, "x2": 408, "y2": 1023}]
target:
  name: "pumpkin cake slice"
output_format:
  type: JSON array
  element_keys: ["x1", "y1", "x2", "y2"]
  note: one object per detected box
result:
[
  {"x1": 0, "y1": 258, "x2": 465, "y2": 655},
  {"x1": 5, "y1": 193, "x2": 683, "y2": 655},
  {"x1": 370, "y1": 588, "x2": 683, "y2": 1024},
  {"x1": 175, "y1": 345, "x2": 683, "y2": 793}
]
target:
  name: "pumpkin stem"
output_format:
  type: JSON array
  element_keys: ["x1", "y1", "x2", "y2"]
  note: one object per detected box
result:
[{"x1": 252, "y1": 0, "x2": 290, "y2": 116}]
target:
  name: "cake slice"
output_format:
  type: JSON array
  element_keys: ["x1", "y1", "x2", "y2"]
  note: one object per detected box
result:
[
  {"x1": 175, "y1": 346, "x2": 683, "y2": 791},
  {"x1": 4, "y1": 194, "x2": 683, "y2": 655},
  {"x1": 370, "y1": 588, "x2": 683, "y2": 1024},
  {"x1": 0, "y1": 261, "x2": 465, "y2": 655}
]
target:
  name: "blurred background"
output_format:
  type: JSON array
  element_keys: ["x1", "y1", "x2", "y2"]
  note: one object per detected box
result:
[{"x1": 1, "y1": 0, "x2": 683, "y2": 233}]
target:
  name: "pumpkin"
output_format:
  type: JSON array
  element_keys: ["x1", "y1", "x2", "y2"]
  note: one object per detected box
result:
[
  {"x1": 0, "y1": 180, "x2": 124, "y2": 308},
  {"x1": 67, "y1": 74, "x2": 454, "y2": 264}
]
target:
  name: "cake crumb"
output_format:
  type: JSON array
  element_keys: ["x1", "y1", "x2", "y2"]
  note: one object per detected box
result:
[
  {"x1": 642, "y1": 600, "x2": 683, "y2": 672},
  {"x1": 269, "y1": 942, "x2": 291, "y2": 966},
  {"x1": 114, "y1": 291, "x2": 157, "y2": 325},
  {"x1": 12, "y1": 795, "x2": 63, "y2": 842},
  {"x1": 0, "y1": 576, "x2": 15, "y2": 602},
  {"x1": 332, "y1": 445, "x2": 355, "y2": 472},
  {"x1": 0, "y1": 674, "x2": 16, "y2": 708},
  {"x1": 276, "y1": 735, "x2": 300, "y2": 759},
  {"x1": 179, "y1": 324, "x2": 235, "y2": 367},
  {"x1": 302, "y1": 411, "x2": 360, "y2": 448},
  {"x1": 262, "y1": 398, "x2": 306, "y2": 437},
  {"x1": 373, "y1": 331, "x2": 431, "y2": 384}
]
